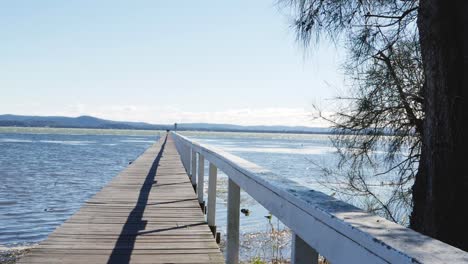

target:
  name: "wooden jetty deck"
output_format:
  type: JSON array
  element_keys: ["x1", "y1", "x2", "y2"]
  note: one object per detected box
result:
[{"x1": 18, "y1": 134, "x2": 224, "y2": 264}]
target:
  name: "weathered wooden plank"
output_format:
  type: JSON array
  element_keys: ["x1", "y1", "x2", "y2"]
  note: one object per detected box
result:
[
  {"x1": 20, "y1": 253, "x2": 224, "y2": 264},
  {"x1": 34, "y1": 241, "x2": 220, "y2": 250},
  {"x1": 28, "y1": 249, "x2": 223, "y2": 255},
  {"x1": 18, "y1": 134, "x2": 223, "y2": 264}
]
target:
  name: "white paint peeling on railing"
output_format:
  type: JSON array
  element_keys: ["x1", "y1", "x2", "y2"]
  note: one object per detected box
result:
[{"x1": 171, "y1": 132, "x2": 468, "y2": 264}]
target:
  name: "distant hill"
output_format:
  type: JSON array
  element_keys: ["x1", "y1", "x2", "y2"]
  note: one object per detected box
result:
[
  {"x1": 175, "y1": 123, "x2": 331, "y2": 134},
  {"x1": 0, "y1": 114, "x2": 332, "y2": 134},
  {"x1": 0, "y1": 114, "x2": 168, "y2": 130}
]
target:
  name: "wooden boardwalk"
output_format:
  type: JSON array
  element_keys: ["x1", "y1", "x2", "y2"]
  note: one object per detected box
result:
[{"x1": 19, "y1": 134, "x2": 224, "y2": 264}]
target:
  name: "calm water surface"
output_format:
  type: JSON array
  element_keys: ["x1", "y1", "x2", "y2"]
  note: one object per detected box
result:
[{"x1": 0, "y1": 128, "x2": 160, "y2": 247}]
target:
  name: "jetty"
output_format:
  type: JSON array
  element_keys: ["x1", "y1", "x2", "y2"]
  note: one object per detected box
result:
[
  {"x1": 19, "y1": 132, "x2": 467, "y2": 264},
  {"x1": 18, "y1": 134, "x2": 223, "y2": 264}
]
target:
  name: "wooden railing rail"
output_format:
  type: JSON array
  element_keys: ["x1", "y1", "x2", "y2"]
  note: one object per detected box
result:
[{"x1": 171, "y1": 132, "x2": 468, "y2": 264}]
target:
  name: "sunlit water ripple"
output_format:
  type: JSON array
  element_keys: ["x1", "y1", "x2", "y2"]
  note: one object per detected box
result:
[{"x1": 0, "y1": 129, "x2": 160, "y2": 247}]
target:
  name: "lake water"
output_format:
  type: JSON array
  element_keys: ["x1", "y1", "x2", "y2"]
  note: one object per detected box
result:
[
  {"x1": 0, "y1": 128, "x2": 160, "y2": 247},
  {"x1": 0, "y1": 127, "x2": 383, "y2": 261}
]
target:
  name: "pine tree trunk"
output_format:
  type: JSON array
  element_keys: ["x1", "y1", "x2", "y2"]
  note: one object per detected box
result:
[{"x1": 411, "y1": 0, "x2": 467, "y2": 251}]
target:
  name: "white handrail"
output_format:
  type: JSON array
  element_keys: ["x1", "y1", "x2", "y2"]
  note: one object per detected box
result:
[{"x1": 171, "y1": 132, "x2": 468, "y2": 264}]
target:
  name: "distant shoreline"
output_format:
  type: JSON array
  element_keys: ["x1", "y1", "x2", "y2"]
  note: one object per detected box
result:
[
  {"x1": 0, "y1": 125, "x2": 334, "y2": 135},
  {"x1": 0, "y1": 114, "x2": 332, "y2": 135}
]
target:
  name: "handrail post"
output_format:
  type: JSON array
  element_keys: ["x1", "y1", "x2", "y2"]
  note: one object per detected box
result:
[
  {"x1": 181, "y1": 143, "x2": 189, "y2": 173},
  {"x1": 191, "y1": 149, "x2": 197, "y2": 189},
  {"x1": 226, "y1": 178, "x2": 240, "y2": 264},
  {"x1": 185, "y1": 145, "x2": 191, "y2": 174},
  {"x1": 207, "y1": 163, "x2": 217, "y2": 237},
  {"x1": 197, "y1": 154, "x2": 205, "y2": 210},
  {"x1": 291, "y1": 233, "x2": 318, "y2": 264}
]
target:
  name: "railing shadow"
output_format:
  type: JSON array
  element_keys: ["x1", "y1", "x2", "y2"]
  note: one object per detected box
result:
[
  {"x1": 138, "y1": 222, "x2": 206, "y2": 235},
  {"x1": 145, "y1": 198, "x2": 197, "y2": 206},
  {"x1": 107, "y1": 134, "x2": 168, "y2": 264}
]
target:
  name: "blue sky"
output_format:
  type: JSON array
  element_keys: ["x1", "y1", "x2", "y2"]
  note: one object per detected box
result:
[{"x1": 0, "y1": 0, "x2": 345, "y2": 126}]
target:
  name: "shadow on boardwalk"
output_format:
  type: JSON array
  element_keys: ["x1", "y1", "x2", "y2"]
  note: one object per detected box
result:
[{"x1": 107, "y1": 135, "x2": 168, "y2": 264}]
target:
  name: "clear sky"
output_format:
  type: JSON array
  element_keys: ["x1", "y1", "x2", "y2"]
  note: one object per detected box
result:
[{"x1": 0, "y1": 0, "x2": 345, "y2": 127}]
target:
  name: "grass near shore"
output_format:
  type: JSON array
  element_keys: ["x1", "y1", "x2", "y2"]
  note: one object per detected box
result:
[{"x1": 0, "y1": 246, "x2": 33, "y2": 264}]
